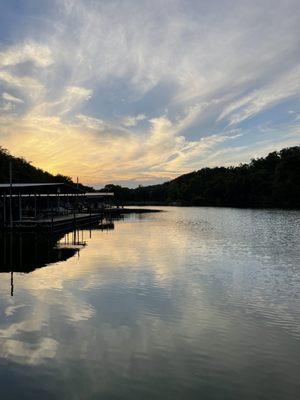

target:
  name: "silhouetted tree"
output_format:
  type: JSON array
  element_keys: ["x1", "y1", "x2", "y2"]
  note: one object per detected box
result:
[{"x1": 103, "y1": 146, "x2": 300, "y2": 209}]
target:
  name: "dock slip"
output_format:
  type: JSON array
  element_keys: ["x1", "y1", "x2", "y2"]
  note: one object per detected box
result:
[
  {"x1": 0, "y1": 182, "x2": 162, "y2": 232},
  {"x1": 12, "y1": 212, "x2": 104, "y2": 232},
  {"x1": 0, "y1": 182, "x2": 114, "y2": 232}
]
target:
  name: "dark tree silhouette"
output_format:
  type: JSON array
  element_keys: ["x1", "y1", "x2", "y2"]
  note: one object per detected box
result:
[{"x1": 101, "y1": 146, "x2": 300, "y2": 209}]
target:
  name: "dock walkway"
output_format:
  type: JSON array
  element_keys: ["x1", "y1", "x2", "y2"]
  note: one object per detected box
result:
[{"x1": 11, "y1": 213, "x2": 102, "y2": 232}]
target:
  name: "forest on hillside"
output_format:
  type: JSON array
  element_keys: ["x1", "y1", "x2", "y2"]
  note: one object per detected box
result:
[
  {"x1": 0, "y1": 147, "x2": 92, "y2": 191},
  {"x1": 103, "y1": 146, "x2": 300, "y2": 209},
  {"x1": 1, "y1": 144, "x2": 299, "y2": 209}
]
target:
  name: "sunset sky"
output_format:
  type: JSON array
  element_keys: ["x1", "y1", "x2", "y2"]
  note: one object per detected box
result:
[{"x1": 0, "y1": 0, "x2": 299, "y2": 187}]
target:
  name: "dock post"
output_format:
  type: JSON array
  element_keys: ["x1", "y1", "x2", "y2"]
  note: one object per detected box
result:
[
  {"x1": 51, "y1": 206, "x2": 54, "y2": 231},
  {"x1": 9, "y1": 161, "x2": 13, "y2": 229},
  {"x1": 9, "y1": 231, "x2": 13, "y2": 296},
  {"x1": 3, "y1": 194, "x2": 6, "y2": 227},
  {"x1": 34, "y1": 193, "x2": 37, "y2": 218},
  {"x1": 19, "y1": 193, "x2": 22, "y2": 221},
  {"x1": 73, "y1": 207, "x2": 76, "y2": 228}
]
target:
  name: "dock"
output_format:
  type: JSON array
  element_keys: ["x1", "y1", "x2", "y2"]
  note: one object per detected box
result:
[
  {"x1": 0, "y1": 181, "x2": 162, "y2": 232},
  {"x1": 0, "y1": 182, "x2": 115, "y2": 232},
  {"x1": 12, "y1": 212, "x2": 104, "y2": 232}
]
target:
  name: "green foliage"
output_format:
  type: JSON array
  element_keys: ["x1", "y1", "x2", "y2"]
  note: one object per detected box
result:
[{"x1": 106, "y1": 146, "x2": 300, "y2": 209}]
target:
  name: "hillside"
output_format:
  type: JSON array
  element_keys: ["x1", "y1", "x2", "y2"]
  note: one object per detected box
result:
[
  {"x1": 0, "y1": 146, "x2": 92, "y2": 191},
  {"x1": 2, "y1": 144, "x2": 299, "y2": 208},
  {"x1": 104, "y1": 146, "x2": 300, "y2": 209}
]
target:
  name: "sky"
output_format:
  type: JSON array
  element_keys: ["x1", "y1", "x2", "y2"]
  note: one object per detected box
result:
[{"x1": 0, "y1": 0, "x2": 299, "y2": 188}]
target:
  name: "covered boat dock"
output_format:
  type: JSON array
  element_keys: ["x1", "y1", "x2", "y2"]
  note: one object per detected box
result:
[{"x1": 0, "y1": 182, "x2": 114, "y2": 231}]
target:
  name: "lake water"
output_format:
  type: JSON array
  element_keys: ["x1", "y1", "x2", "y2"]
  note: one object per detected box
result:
[{"x1": 0, "y1": 207, "x2": 299, "y2": 399}]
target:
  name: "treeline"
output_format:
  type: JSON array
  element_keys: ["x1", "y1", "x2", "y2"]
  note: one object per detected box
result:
[
  {"x1": 103, "y1": 146, "x2": 300, "y2": 209},
  {"x1": 2, "y1": 144, "x2": 299, "y2": 208},
  {"x1": 0, "y1": 147, "x2": 92, "y2": 191}
]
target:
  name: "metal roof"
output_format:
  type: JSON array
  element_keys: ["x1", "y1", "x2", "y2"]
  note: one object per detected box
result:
[
  {"x1": 0, "y1": 184, "x2": 114, "y2": 196},
  {"x1": 85, "y1": 192, "x2": 114, "y2": 197},
  {"x1": 0, "y1": 183, "x2": 65, "y2": 188}
]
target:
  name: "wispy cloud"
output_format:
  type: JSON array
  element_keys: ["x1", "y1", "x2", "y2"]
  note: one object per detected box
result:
[
  {"x1": 2, "y1": 92, "x2": 24, "y2": 103},
  {"x1": 0, "y1": 41, "x2": 53, "y2": 68},
  {"x1": 122, "y1": 114, "x2": 146, "y2": 127},
  {"x1": 0, "y1": 0, "x2": 299, "y2": 185}
]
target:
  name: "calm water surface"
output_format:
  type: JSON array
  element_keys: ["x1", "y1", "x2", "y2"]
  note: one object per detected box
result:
[{"x1": 0, "y1": 207, "x2": 299, "y2": 399}]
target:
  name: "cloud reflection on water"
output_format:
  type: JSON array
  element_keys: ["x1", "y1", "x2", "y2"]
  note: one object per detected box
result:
[{"x1": 0, "y1": 208, "x2": 299, "y2": 399}]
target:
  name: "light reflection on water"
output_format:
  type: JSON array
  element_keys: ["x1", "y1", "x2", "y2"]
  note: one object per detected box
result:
[{"x1": 0, "y1": 207, "x2": 299, "y2": 399}]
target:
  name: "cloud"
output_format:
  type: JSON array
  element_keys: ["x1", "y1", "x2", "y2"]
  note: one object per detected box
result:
[
  {"x1": 0, "y1": 106, "x2": 244, "y2": 186},
  {"x1": 76, "y1": 114, "x2": 104, "y2": 130},
  {"x1": 66, "y1": 86, "x2": 92, "y2": 99},
  {"x1": 0, "y1": 41, "x2": 53, "y2": 68},
  {"x1": 2, "y1": 92, "x2": 24, "y2": 103},
  {"x1": 57, "y1": 86, "x2": 93, "y2": 114},
  {"x1": 122, "y1": 114, "x2": 146, "y2": 127},
  {"x1": 217, "y1": 67, "x2": 300, "y2": 126},
  {"x1": 0, "y1": 0, "x2": 299, "y2": 185},
  {"x1": 0, "y1": 102, "x2": 15, "y2": 112},
  {"x1": 0, "y1": 71, "x2": 45, "y2": 100}
]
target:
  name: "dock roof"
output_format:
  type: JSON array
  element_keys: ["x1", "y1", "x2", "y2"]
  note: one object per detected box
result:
[
  {"x1": 0, "y1": 182, "x2": 85, "y2": 194},
  {"x1": 0, "y1": 183, "x2": 65, "y2": 188},
  {"x1": 0, "y1": 183, "x2": 114, "y2": 196}
]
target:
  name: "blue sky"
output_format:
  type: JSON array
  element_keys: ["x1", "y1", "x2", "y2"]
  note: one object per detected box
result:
[{"x1": 0, "y1": 0, "x2": 299, "y2": 187}]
